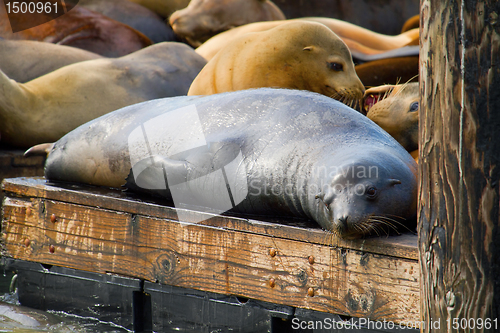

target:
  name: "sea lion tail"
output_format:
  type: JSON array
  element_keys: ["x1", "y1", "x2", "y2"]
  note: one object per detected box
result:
[{"x1": 24, "y1": 143, "x2": 54, "y2": 157}]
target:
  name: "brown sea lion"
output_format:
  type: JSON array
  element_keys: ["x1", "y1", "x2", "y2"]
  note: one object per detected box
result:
[
  {"x1": 127, "y1": 0, "x2": 190, "y2": 18},
  {"x1": 195, "y1": 18, "x2": 419, "y2": 61},
  {"x1": 0, "y1": 42, "x2": 206, "y2": 148},
  {"x1": 0, "y1": 4, "x2": 152, "y2": 57},
  {"x1": 363, "y1": 82, "x2": 419, "y2": 153},
  {"x1": 0, "y1": 39, "x2": 102, "y2": 83},
  {"x1": 354, "y1": 55, "x2": 419, "y2": 87},
  {"x1": 188, "y1": 21, "x2": 365, "y2": 104},
  {"x1": 169, "y1": 0, "x2": 286, "y2": 47},
  {"x1": 78, "y1": 0, "x2": 176, "y2": 43},
  {"x1": 410, "y1": 150, "x2": 419, "y2": 163},
  {"x1": 401, "y1": 15, "x2": 420, "y2": 33}
]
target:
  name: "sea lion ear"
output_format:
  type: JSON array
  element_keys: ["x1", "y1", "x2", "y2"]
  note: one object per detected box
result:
[
  {"x1": 303, "y1": 46, "x2": 314, "y2": 51},
  {"x1": 389, "y1": 179, "x2": 402, "y2": 186}
]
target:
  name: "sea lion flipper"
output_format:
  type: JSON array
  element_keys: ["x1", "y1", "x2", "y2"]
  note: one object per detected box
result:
[
  {"x1": 24, "y1": 143, "x2": 54, "y2": 157},
  {"x1": 125, "y1": 141, "x2": 242, "y2": 198},
  {"x1": 125, "y1": 155, "x2": 187, "y2": 195}
]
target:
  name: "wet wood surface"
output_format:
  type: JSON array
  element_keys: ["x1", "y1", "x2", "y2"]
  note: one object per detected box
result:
[
  {"x1": 419, "y1": 0, "x2": 500, "y2": 331},
  {"x1": 2, "y1": 177, "x2": 419, "y2": 323}
]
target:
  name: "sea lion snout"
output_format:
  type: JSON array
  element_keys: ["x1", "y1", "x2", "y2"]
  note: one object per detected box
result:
[
  {"x1": 363, "y1": 82, "x2": 419, "y2": 152},
  {"x1": 313, "y1": 155, "x2": 417, "y2": 238}
]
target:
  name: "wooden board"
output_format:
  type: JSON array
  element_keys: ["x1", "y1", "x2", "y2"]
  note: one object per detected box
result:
[
  {"x1": 0, "y1": 150, "x2": 45, "y2": 222},
  {"x1": 2, "y1": 177, "x2": 419, "y2": 323}
]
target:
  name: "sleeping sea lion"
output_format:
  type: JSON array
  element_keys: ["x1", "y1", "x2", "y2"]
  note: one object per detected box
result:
[
  {"x1": 169, "y1": 0, "x2": 285, "y2": 47},
  {"x1": 0, "y1": 42, "x2": 206, "y2": 148},
  {"x1": 127, "y1": 0, "x2": 190, "y2": 18},
  {"x1": 0, "y1": 4, "x2": 152, "y2": 57},
  {"x1": 195, "y1": 18, "x2": 419, "y2": 61},
  {"x1": 42, "y1": 88, "x2": 418, "y2": 239},
  {"x1": 363, "y1": 82, "x2": 419, "y2": 153},
  {"x1": 188, "y1": 21, "x2": 365, "y2": 105},
  {"x1": 0, "y1": 39, "x2": 102, "y2": 83},
  {"x1": 78, "y1": 0, "x2": 176, "y2": 43}
]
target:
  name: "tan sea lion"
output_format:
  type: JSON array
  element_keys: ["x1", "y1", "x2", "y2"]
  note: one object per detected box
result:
[
  {"x1": 363, "y1": 82, "x2": 419, "y2": 153},
  {"x1": 0, "y1": 42, "x2": 206, "y2": 148},
  {"x1": 127, "y1": 0, "x2": 190, "y2": 18},
  {"x1": 0, "y1": 4, "x2": 152, "y2": 57},
  {"x1": 195, "y1": 18, "x2": 419, "y2": 61},
  {"x1": 169, "y1": 0, "x2": 285, "y2": 47},
  {"x1": 0, "y1": 39, "x2": 102, "y2": 83},
  {"x1": 188, "y1": 21, "x2": 365, "y2": 104}
]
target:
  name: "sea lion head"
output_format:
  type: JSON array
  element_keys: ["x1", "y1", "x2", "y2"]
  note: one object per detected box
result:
[
  {"x1": 275, "y1": 21, "x2": 366, "y2": 106},
  {"x1": 313, "y1": 150, "x2": 417, "y2": 239},
  {"x1": 363, "y1": 82, "x2": 419, "y2": 152},
  {"x1": 169, "y1": 0, "x2": 285, "y2": 47}
]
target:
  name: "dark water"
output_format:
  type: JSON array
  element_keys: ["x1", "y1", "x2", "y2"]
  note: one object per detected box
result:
[{"x1": 0, "y1": 268, "x2": 132, "y2": 333}]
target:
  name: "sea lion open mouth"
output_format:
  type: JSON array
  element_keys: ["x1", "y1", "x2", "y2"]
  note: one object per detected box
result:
[{"x1": 362, "y1": 85, "x2": 394, "y2": 114}]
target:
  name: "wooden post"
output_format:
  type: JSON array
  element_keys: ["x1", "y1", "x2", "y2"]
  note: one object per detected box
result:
[{"x1": 419, "y1": 0, "x2": 500, "y2": 331}]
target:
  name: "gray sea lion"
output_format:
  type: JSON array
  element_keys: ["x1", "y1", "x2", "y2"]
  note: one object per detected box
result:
[
  {"x1": 187, "y1": 21, "x2": 365, "y2": 105},
  {"x1": 43, "y1": 88, "x2": 418, "y2": 239},
  {"x1": 0, "y1": 42, "x2": 206, "y2": 148},
  {"x1": 0, "y1": 39, "x2": 102, "y2": 83},
  {"x1": 363, "y1": 82, "x2": 419, "y2": 153},
  {"x1": 78, "y1": 0, "x2": 176, "y2": 43},
  {"x1": 127, "y1": 0, "x2": 190, "y2": 18}
]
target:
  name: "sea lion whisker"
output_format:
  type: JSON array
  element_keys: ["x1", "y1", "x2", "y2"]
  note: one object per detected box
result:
[
  {"x1": 367, "y1": 219, "x2": 391, "y2": 236},
  {"x1": 358, "y1": 221, "x2": 375, "y2": 236},
  {"x1": 405, "y1": 74, "x2": 419, "y2": 85},
  {"x1": 369, "y1": 218, "x2": 399, "y2": 234},
  {"x1": 322, "y1": 229, "x2": 334, "y2": 245},
  {"x1": 370, "y1": 215, "x2": 411, "y2": 233},
  {"x1": 376, "y1": 217, "x2": 413, "y2": 233},
  {"x1": 379, "y1": 213, "x2": 406, "y2": 220}
]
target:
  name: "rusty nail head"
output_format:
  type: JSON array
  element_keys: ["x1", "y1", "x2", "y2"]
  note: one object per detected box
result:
[
  {"x1": 269, "y1": 248, "x2": 277, "y2": 257},
  {"x1": 308, "y1": 287, "x2": 314, "y2": 297},
  {"x1": 308, "y1": 256, "x2": 315, "y2": 264},
  {"x1": 269, "y1": 278, "x2": 276, "y2": 288},
  {"x1": 49, "y1": 245, "x2": 55, "y2": 253},
  {"x1": 50, "y1": 214, "x2": 56, "y2": 223}
]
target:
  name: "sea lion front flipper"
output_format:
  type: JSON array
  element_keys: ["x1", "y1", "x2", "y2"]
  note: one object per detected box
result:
[{"x1": 125, "y1": 141, "x2": 243, "y2": 199}]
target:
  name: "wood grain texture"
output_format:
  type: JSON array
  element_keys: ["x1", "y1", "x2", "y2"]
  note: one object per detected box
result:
[
  {"x1": 1, "y1": 177, "x2": 418, "y2": 260},
  {"x1": 2, "y1": 178, "x2": 420, "y2": 323},
  {"x1": 0, "y1": 150, "x2": 45, "y2": 222},
  {"x1": 419, "y1": 0, "x2": 500, "y2": 331}
]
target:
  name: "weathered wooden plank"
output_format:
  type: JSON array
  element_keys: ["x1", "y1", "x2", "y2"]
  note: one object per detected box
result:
[
  {"x1": 0, "y1": 151, "x2": 45, "y2": 221},
  {"x1": 2, "y1": 196, "x2": 420, "y2": 323},
  {"x1": 419, "y1": 0, "x2": 500, "y2": 331},
  {"x1": 2, "y1": 177, "x2": 418, "y2": 260}
]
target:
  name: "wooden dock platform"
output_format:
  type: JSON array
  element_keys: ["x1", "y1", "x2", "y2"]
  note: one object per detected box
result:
[
  {"x1": 2, "y1": 177, "x2": 420, "y2": 329},
  {"x1": 0, "y1": 150, "x2": 45, "y2": 221}
]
